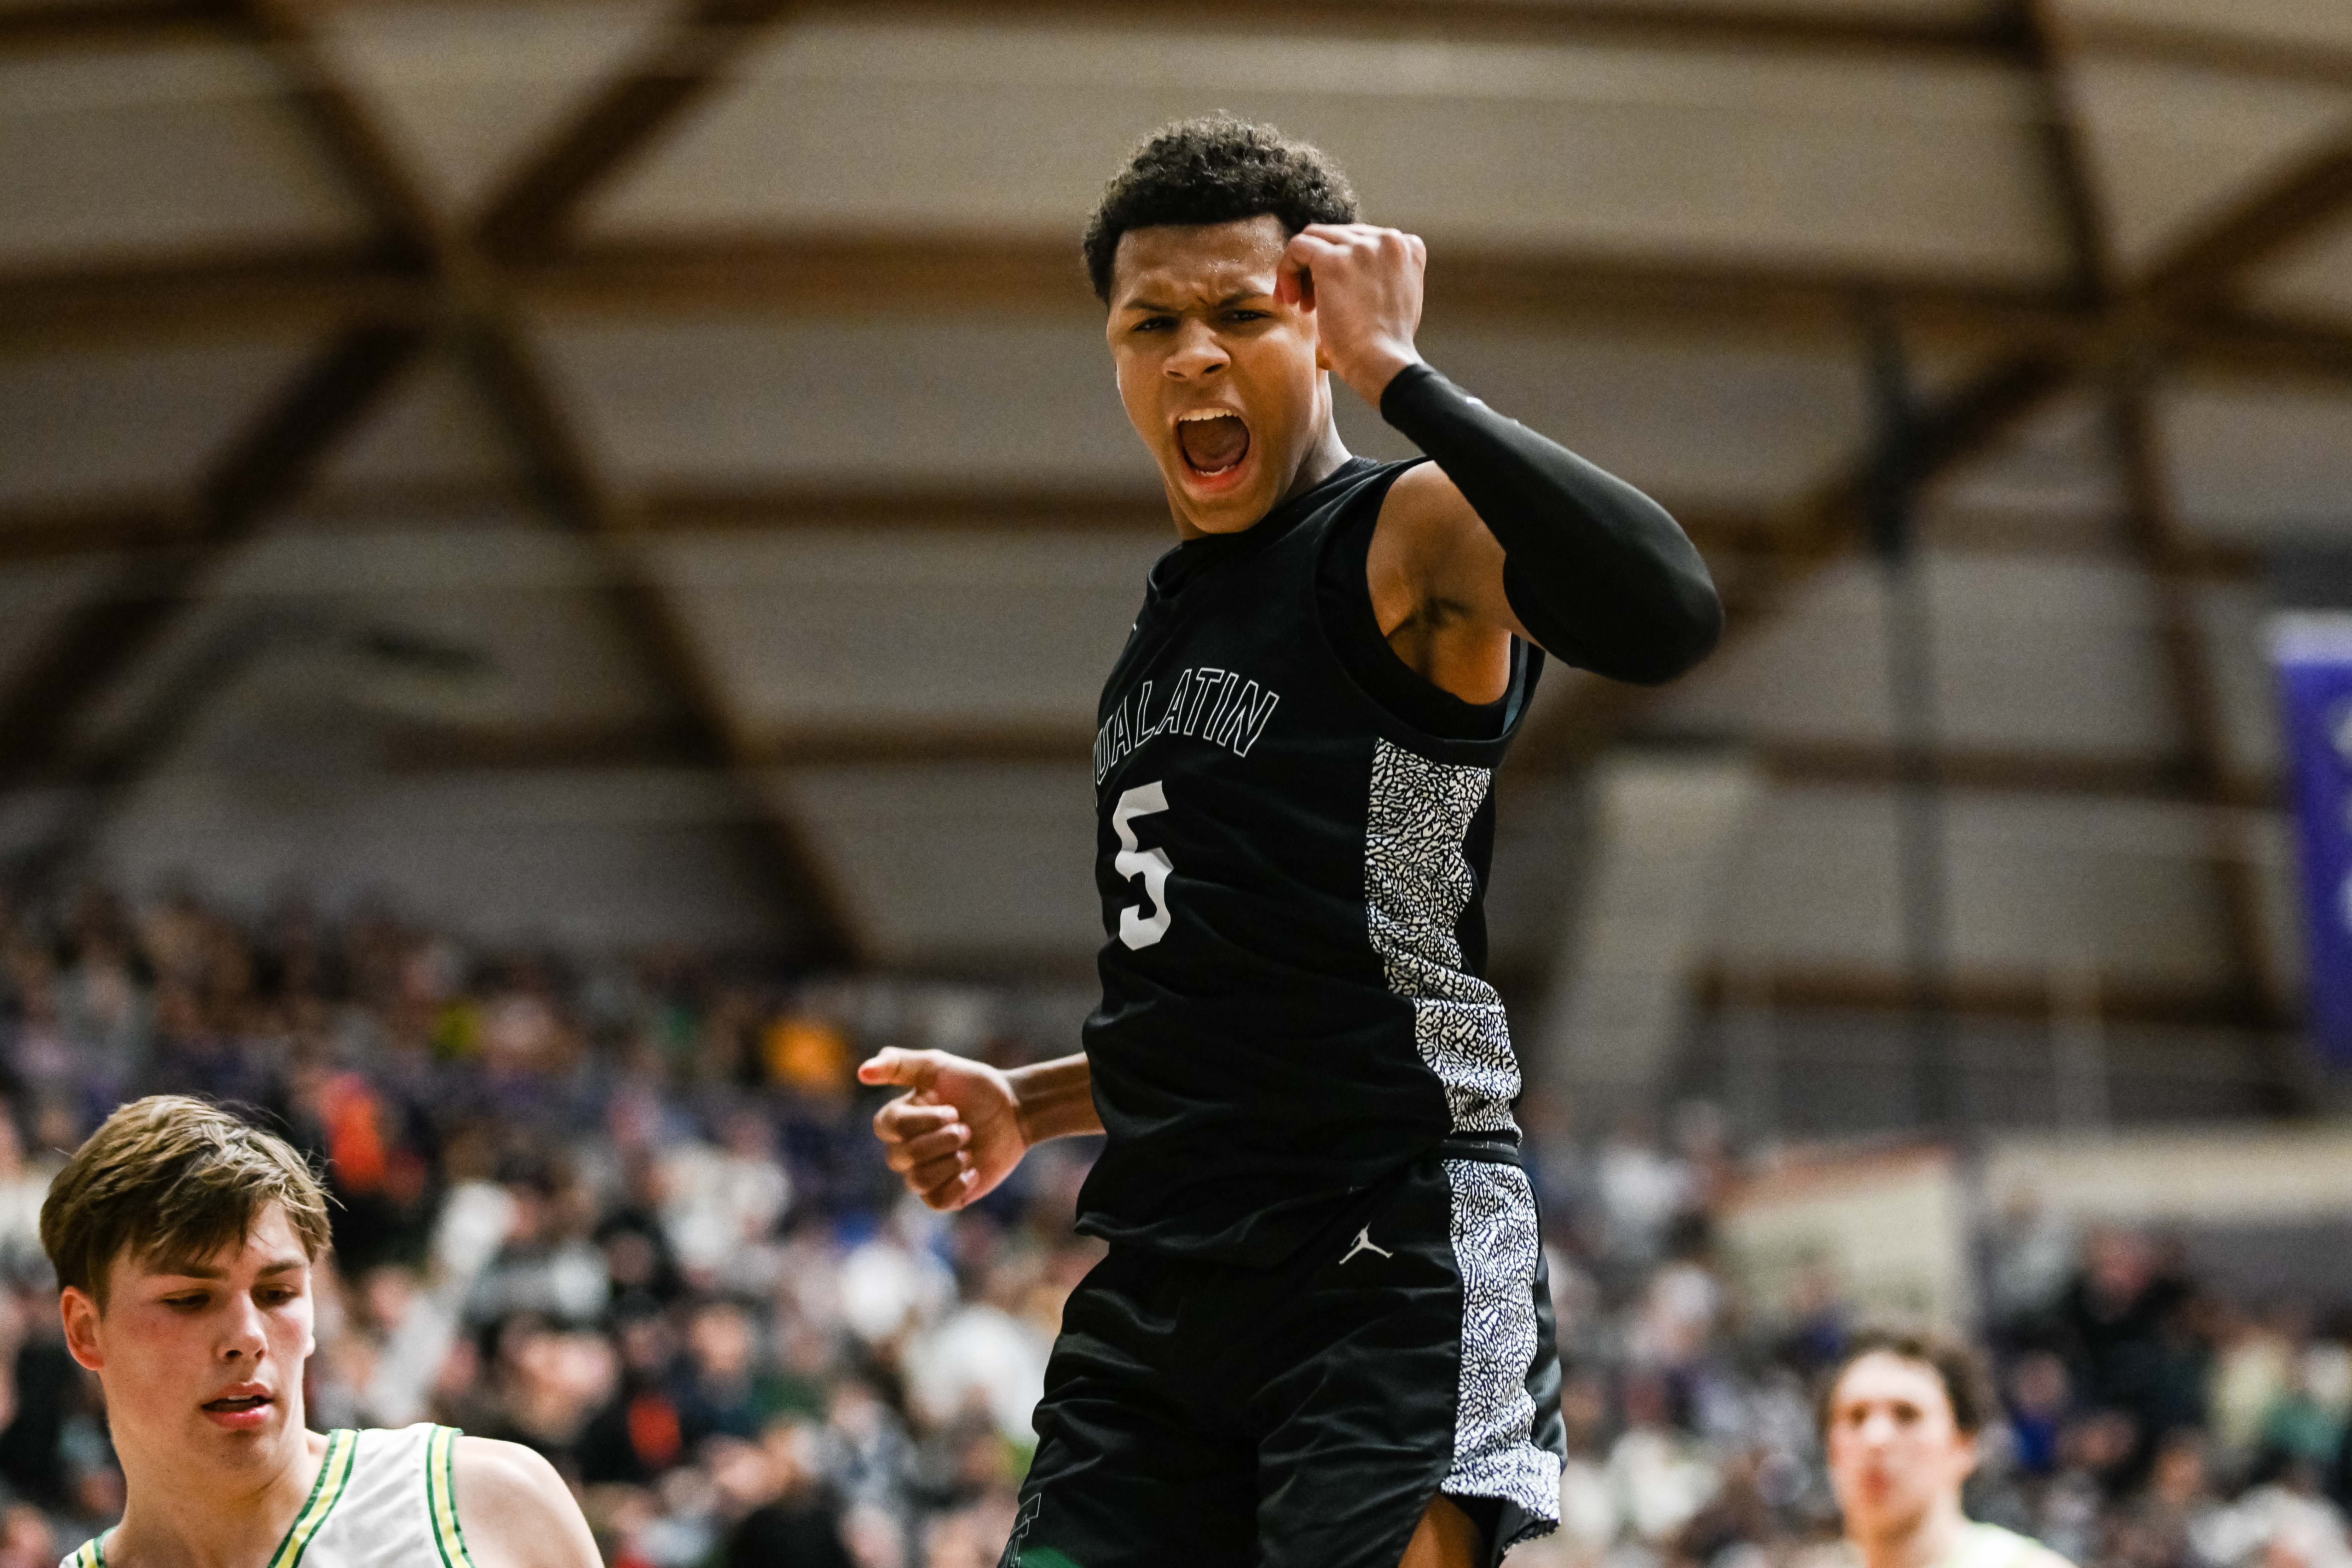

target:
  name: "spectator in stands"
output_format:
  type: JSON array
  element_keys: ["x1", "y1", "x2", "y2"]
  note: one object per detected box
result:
[
  {"x1": 673, "y1": 1300, "x2": 778, "y2": 1447},
  {"x1": 2043, "y1": 1409, "x2": 2142, "y2": 1563},
  {"x1": 2, "y1": 873, "x2": 2351, "y2": 1568},
  {"x1": 2114, "y1": 1429, "x2": 2226, "y2": 1568},
  {"x1": 723, "y1": 1420, "x2": 853, "y2": 1568},
  {"x1": 2057, "y1": 1230, "x2": 2203, "y2": 1471}
]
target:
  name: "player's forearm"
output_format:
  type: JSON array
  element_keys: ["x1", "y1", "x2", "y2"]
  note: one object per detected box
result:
[
  {"x1": 1011, "y1": 1053, "x2": 1103, "y2": 1143},
  {"x1": 1379, "y1": 362, "x2": 1722, "y2": 685}
]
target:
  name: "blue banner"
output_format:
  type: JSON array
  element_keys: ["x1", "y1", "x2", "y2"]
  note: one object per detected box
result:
[{"x1": 2274, "y1": 614, "x2": 2352, "y2": 1065}]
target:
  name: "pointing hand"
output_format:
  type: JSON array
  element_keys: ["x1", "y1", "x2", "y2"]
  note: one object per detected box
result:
[{"x1": 857, "y1": 1047, "x2": 1028, "y2": 1211}]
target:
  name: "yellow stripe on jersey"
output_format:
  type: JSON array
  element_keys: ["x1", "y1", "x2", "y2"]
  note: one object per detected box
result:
[
  {"x1": 268, "y1": 1430, "x2": 357, "y2": 1568},
  {"x1": 64, "y1": 1432, "x2": 354, "y2": 1568},
  {"x1": 424, "y1": 1426, "x2": 478, "y2": 1568}
]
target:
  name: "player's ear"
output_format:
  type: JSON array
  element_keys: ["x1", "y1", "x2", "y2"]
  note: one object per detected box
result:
[
  {"x1": 302, "y1": 1262, "x2": 320, "y2": 1358},
  {"x1": 1304, "y1": 285, "x2": 1330, "y2": 372},
  {"x1": 60, "y1": 1285, "x2": 105, "y2": 1373}
]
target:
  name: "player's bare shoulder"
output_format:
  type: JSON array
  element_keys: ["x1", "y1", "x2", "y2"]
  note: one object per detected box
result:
[
  {"x1": 451, "y1": 1436, "x2": 601, "y2": 1568},
  {"x1": 1375, "y1": 453, "x2": 1485, "y2": 555},
  {"x1": 1369, "y1": 453, "x2": 1516, "y2": 632},
  {"x1": 1790, "y1": 1523, "x2": 2074, "y2": 1568}
]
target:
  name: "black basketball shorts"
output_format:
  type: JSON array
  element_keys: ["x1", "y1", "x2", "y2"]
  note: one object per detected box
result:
[{"x1": 1001, "y1": 1149, "x2": 1565, "y2": 1568}]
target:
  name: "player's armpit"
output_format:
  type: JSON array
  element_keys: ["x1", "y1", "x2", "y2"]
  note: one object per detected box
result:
[
  {"x1": 1377, "y1": 362, "x2": 1722, "y2": 685},
  {"x1": 452, "y1": 1436, "x2": 603, "y2": 1568}
]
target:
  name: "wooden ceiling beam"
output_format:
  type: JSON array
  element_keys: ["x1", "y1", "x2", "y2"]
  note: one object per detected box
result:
[
  {"x1": 264, "y1": 0, "x2": 849, "y2": 954},
  {"x1": 0, "y1": 13, "x2": 442, "y2": 840},
  {"x1": 248, "y1": 0, "x2": 864, "y2": 966},
  {"x1": 2104, "y1": 373, "x2": 2303, "y2": 1095},
  {"x1": 2019, "y1": 0, "x2": 2115, "y2": 307},
  {"x1": 0, "y1": 239, "x2": 2092, "y2": 353},
  {"x1": 1510, "y1": 8, "x2": 2352, "y2": 784},
  {"x1": 0, "y1": 249, "x2": 429, "y2": 352},
  {"x1": 0, "y1": 0, "x2": 225, "y2": 52},
  {"x1": 369, "y1": 719, "x2": 2277, "y2": 804},
  {"x1": 2165, "y1": 311, "x2": 2352, "y2": 383},
  {"x1": 456, "y1": 323, "x2": 866, "y2": 964},
  {"x1": 0, "y1": 478, "x2": 1824, "y2": 563},
  {"x1": 24, "y1": 237, "x2": 2352, "y2": 387},
  {"x1": 859, "y1": 0, "x2": 2027, "y2": 57},
  {"x1": 635, "y1": 484, "x2": 1166, "y2": 534},
  {"x1": 1506, "y1": 347, "x2": 2076, "y2": 775},
  {"x1": 473, "y1": 0, "x2": 799, "y2": 260},
  {"x1": 1751, "y1": 736, "x2": 2275, "y2": 807},
  {"x1": 230, "y1": 0, "x2": 449, "y2": 269},
  {"x1": 0, "y1": 0, "x2": 862, "y2": 961},
  {"x1": 0, "y1": 320, "x2": 426, "y2": 790},
  {"x1": 2065, "y1": 14, "x2": 2352, "y2": 93},
  {"x1": 636, "y1": 485, "x2": 1781, "y2": 549},
  {"x1": 0, "y1": 501, "x2": 196, "y2": 564},
  {"x1": 394, "y1": 0, "x2": 867, "y2": 964},
  {"x1": 0, "y1": 0, "x2": 2023, "y2": 64},
  {"x1": 8, "y1": 479, "x2": 2255, "y2": 577},
  {"x1": 376, "y1": 718, "x2": 1094, "y2": 773},
  {"x1": 518, "y1": 236, "x2": 2091, "y2": 347},
  {"x1": 2, "y1": 0, "x2": 2027, "y2": 63},
  {"x1": 2138, "y1": 128, "x2": 2352, "y2": 317},
  {"x1": 1688, "y1": 960, "x2": 2287, "y2": 1031},
  {"x1": 2021, "y1": 0, "x2": 2311, "y2": 1099}
]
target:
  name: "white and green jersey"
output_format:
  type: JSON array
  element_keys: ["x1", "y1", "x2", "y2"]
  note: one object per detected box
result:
[
  {"x1": 1818, "y1": 1521, "x2": 2074, "y2": 1568},
  {"x1": 1946, "y1": 1522, "x2": 2074, "y2": 1568},
  {"x1": 62, "y1": 1425, "x2": 479, "y2": 1568}
]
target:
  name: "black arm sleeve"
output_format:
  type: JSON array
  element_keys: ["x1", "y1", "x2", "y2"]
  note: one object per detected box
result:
[{"x1": 1378, "y1": 361, "x2": 1722, "y2": 685}]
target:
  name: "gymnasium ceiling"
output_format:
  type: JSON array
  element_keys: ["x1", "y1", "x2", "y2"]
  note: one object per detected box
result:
[{"x1": 3, "y1": 0, "x2": 2350, "y2": 1055}]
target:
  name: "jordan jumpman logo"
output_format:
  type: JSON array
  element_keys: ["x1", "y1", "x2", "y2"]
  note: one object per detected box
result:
[{"x1": 1339, "y1": 1226, "x2": 1393, "y2": 1265}]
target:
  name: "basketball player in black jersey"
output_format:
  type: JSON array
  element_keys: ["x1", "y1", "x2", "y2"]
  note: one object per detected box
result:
[{"x1": 861, "y1": 117, "x2": 1720, "y2": 1568}]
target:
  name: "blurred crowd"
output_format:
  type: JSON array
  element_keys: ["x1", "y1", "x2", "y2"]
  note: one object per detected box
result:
[
  {"x1": 1511, "y1": 1110, "x2": 2352, "y2": 1568},
  {"x1": 0, "y1": 881, "x2": 2346, "y2": 1568}
]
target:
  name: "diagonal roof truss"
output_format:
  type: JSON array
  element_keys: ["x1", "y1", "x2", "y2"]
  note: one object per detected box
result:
[{"x1": 2, "y1": 0, "x2": 2350, "y2": 1006}]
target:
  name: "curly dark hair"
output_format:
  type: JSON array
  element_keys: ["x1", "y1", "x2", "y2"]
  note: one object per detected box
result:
[
  {"x1": 1082, "y1": 114, "x2": 1358, "y2": 304},
  {"x1": 1815, "y1": 1326, "x2": 1998, "y2": 1438}
]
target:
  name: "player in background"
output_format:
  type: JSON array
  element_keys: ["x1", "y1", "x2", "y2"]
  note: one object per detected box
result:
[
  {"x1": 1822, "y1": 1329, "x2": 2077, "y2": 1568},
  {"x1": 41, "y1": 1095, "x2": 601, "y2": 1568}
]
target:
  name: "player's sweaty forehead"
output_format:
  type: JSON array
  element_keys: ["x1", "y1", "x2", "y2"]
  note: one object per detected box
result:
[{"x1": 1108, "y1": 215, "x2": 1289, "y2": 317}]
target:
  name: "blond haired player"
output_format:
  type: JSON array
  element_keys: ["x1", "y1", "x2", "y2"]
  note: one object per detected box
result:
[
  {"x1": 40, "y1": 1096, "x2": 600, "y2": 1568},
  {"x1": 1822, "y1": 1329, "x2": 2075, "y2": 1568}
]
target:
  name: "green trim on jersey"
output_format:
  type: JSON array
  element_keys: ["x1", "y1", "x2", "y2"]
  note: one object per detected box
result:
[
  {"x1": 270, "y1": 1428, "x2": 358, "y2": 1568},
  {"x1": 68, "y1": 1429, "x2": 356, "y2": 1568},
  {"x1": 424, "y1": 1425, "x2": 478, "y2": 1568},
  {"x1": 1951, "y1": 1522, "x2": 2067, "y2": 1568}
]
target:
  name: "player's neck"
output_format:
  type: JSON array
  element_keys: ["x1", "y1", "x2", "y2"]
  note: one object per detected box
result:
[
  {"x1": 1856, "y1": 1499, "x2": 1969, "y2": 1568},
  {"x1": 1277, "y1": 421, "x2": 1353, "y2": 509},
  {"x1": 108, "y1": 1424, "x2": 330, "y2": 1568}
]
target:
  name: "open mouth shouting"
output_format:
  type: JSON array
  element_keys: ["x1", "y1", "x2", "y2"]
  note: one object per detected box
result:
[
  {"x1": 202, "y1": 1383, "x2": 275, "y2": 1429},
  {"x1": 1174, "y1": 407, "x2": 1252, "y2": 490}
]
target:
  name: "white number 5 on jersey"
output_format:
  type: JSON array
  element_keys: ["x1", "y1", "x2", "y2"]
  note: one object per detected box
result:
[{"x1": 1112, "y1": 781, "x2": 1173, "y2": 949}]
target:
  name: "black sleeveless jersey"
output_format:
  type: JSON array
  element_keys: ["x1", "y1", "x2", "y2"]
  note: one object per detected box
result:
[{"x1": 1075, "y1": 456, "x2": 1544, "y2": 1266}]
